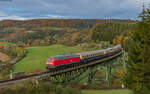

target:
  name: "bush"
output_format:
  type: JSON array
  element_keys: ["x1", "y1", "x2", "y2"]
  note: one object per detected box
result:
[
  {"x1": 62, "y1": 88, "x2": 81, "y2": 94},
  {"x1": 0, "y1": 82, "x2": 82, "y2": 94},
  {"x1": 0, "y1": 44, "x2": 26, "y2": 62}
]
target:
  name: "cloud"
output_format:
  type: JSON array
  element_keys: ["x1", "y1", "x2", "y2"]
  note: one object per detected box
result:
[
  {"x1": 0, "y1": 15, "x2": 26, "y2": 20},
  {"x1": 0, "y1": 0, "x2": 149, "y2": 20},
  {"x1": 0, "y1": 11, "x2": 27, "y2": 20},
  {"x1": 0, "y1": 11, "x2": 72, "y2": 20}
]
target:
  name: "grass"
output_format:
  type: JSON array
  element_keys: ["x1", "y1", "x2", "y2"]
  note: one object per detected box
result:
[
  {"x1": 13, "y1": 45, "x2": 81, "y2": 73},
  {"x1": 0, "y1": 42, "x2": 11, "y2": 46},
  {"x1": 82, "y1": 89, "x2": 132, "y2": 94}
]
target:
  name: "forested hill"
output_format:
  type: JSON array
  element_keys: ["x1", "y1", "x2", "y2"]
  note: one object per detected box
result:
[
  {"x1": 0, "y1": 19, "x2": 134, "y2": 29},
  {"x1": 0, "y1": 19, "x2": 136, "y2": 47}
]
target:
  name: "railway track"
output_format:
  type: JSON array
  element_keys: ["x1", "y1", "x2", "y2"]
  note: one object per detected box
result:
[{"x1": 0, "y1": 50, "x2": 122, "y2": 86}]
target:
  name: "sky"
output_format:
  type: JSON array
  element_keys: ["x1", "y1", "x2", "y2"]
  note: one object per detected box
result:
[{"x1": 0, "y1": 0, "x2": 149, "y2": 20}]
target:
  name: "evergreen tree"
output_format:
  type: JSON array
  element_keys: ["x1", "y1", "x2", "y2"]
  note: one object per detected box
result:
[{"x1": 124, "y1": 6, "x2": 150, "y2": 94}]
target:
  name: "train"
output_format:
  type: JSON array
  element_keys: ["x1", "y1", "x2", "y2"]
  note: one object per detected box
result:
[{"x1": 46, "y1": 45, "x2": 122, "y2": 70}]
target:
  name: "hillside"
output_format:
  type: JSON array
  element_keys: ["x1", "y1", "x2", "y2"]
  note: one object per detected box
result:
[
  {"x1": 0, "y1": 52, "x2": 10, "y2": 62},
  {"x1": 0, "y1": 19, "x2": 135, "y2": 47}
]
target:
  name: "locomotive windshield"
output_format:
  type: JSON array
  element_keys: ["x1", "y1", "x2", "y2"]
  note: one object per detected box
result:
[{"x1": 48, "y1": 58, "x2": 53, "y2": 60}]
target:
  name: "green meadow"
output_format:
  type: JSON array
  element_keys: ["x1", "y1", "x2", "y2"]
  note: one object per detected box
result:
[
  {"x1": 0, "y1": 42, "x2": 11, "y2": 46},
  {"x1": 14, "y1": 45, "x2": 80, "y2": 73},
  {"x1": 82, "y1": 89, "x2": 132, "y2": 94}
]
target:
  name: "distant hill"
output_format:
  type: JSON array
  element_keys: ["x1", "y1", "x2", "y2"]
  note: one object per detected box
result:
[{"x1": 0, "y1": 19, "x2": 135, "y2": 29}]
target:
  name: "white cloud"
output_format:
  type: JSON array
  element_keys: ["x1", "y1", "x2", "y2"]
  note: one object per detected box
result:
[
  {"x1": 0, "y1": 12, "x2": 71, "y2": 20},
  {"x1": 46, "y1": 14, "x2": 71, "y2": 18},
  {"x1": 0, "y1": 11, "x2": 27, "y2": 20}
]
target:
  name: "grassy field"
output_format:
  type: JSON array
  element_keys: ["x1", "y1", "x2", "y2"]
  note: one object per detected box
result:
[
  {"x1": 13, "y1": 45, "x2": 81, "y2": 73},
  {"x1": 82, "y1": 89, "x2": 132, "y2": 94},
  {"x1": 0, "y1": 42, "x2": 11, "y2": 46}
]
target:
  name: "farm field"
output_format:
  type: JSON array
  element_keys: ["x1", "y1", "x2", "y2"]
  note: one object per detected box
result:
[
  {"x1": 82, "y1": 89, "x2": 132, "y2": 94},
  {"x1": 13, "y1": 45, "x2": 81, "y2": 73}
]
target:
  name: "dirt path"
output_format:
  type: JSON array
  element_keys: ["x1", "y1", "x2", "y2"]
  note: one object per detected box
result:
[{"x1": 0, "y1": 52, "x2": 10, "y2": 62}]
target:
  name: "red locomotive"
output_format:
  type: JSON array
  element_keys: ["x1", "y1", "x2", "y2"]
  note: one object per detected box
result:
[{"x1": 46, "y1": 54, "x2": 80, "y2": 69}]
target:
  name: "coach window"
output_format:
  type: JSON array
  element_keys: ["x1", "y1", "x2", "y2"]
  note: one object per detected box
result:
[{"x1": 55, "y1": 57, "x2": 58, "y2": 60}]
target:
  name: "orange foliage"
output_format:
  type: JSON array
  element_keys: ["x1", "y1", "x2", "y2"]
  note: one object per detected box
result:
[
  {"x1": 117, "y1": 69, "x2": 125, "y2": 77},
  {"x1": 113, "y1": 39, "x2": 117, "y2": 45},
  {"x1": 24, "y1": 44, "x2": 30, "y2": 47},
  {"x1": 0, "y1": 45, "x2": 4, "y2": 48},
  {"x1": 113, "y1": 34, "x2": 123, "y2": 45},
  {"x1": 113, "y1": 31, "x2": 131, "y2": 45}
]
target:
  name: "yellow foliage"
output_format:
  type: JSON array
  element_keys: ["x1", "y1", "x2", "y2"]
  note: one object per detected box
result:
[{"x1": 117, "y1": 69, "x2": 125, "y2": 77}]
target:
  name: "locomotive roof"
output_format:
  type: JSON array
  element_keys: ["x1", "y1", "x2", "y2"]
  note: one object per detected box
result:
[
  {"x1": 78, "y1": 45, "x2": 121, "y2": 56},
  {"x1": 50, "y1": 54, "x2": 79, "y2": 58},
  {"x1": 77, "y1": 49, "x2": 105, "y2": 56}
]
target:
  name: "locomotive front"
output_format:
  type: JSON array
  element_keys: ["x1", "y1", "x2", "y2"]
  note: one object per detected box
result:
[{"x1": 46, "y1": 57, "x2": 54, "y2": 69}]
